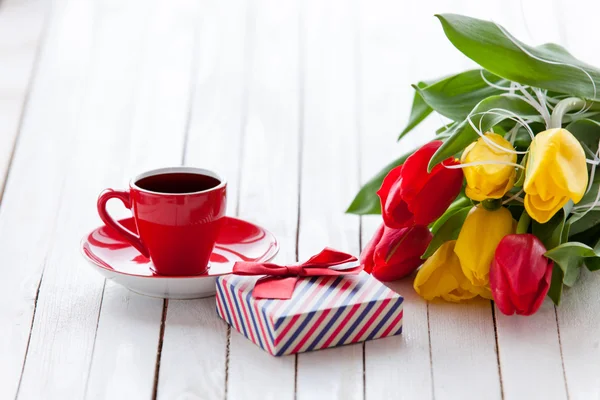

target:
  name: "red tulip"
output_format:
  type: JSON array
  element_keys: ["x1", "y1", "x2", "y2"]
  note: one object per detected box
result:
[
  {"x1": 361, "y1": 223, "x2": 432, "y2": 281},
  {"x1": 490, "y1": 234, "x2": 553, "y2": 316},
  {"x1": 378, "y1": 140, "x2": 463, "y2": 229}
]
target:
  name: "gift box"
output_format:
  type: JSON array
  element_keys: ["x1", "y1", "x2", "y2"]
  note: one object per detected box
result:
[{"x1": 215, "y1": 272, "x2": 404, "y2": 356}]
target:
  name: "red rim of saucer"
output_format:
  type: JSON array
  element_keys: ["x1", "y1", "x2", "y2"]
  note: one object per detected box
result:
[{"x1": 80, "y1": 216, "x2": 279, "y2": 279}]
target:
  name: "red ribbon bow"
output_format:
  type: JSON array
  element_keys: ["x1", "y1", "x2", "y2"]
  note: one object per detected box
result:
[{"x1": 232, "y1": 248, "x2": 361, "y2": 299}]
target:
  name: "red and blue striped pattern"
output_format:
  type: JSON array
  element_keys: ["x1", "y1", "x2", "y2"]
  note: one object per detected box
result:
[{"x1": 215, "y1": 272, "x2": 403, "y2": 356}]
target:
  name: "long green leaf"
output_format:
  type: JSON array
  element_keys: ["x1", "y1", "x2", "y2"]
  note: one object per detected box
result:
[
  {"x1": 346, "y1": 150, "x2": 414, "y2": 215},
  {"x1": 414, "y1": 69, "x2": 505, "y2": 121},
  {"x1": 436, "y1": 14, "x2": 600, "y2": 100},
  {"x1": 422, "y1": 206, "x2": 471, "y2": 259},
  {"x1": 398, "y1": 82, "x2": 433, "y2": 140},
  {"x1": 428, "y1": 95, "x2": 539, "y2": 170},
  {"x1": 430, "y1": 193, "x2": 470, "y2": 233}
]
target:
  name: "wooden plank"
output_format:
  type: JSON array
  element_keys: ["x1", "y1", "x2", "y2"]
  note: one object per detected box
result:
[
  {"x1": 495, "y1": 302, "x2": 566, "y2": 400},
  {"x1": 557, "y1": 269, "x2": 600, "y2": 400},
  {"x1": 553, "y1": 3, "x2": 600, "y2": 398},
  {"x1": 84, "y1": 0, "x2": 197, "y2": 398},
  {"x1": 489, "y1": 2, "x2": 567, "y2": 398},
  {"x1": 429, "y1": 300, "x2": 501, "y2": 400},
  {"x1": 226, "y1": 0, "x2": 298, "y2": 398},
  {"x1": 0, "y1": 0, "x2": 91, "y2": 398},
  {"x1": 0, "y1": 0, "x2": 48, "y2": 196},
  {"x1": 16, "y1": 0, "x2": 154, "y2": 398},
  {"x1": 294, "y1": 0, "x2": 363, "y2": 398},
  {"x1": 356, "y1": 0, "x2": 437, "y2": 398},
  {"x1": 356, "y1": 1, "x2": 499, "y2": 399},
  {"x1": 424, "y1": 1, "x2": 503, "y2": 393},
  {"x1": 155, "y1": 0, "x2": 249, "y2": 398}
]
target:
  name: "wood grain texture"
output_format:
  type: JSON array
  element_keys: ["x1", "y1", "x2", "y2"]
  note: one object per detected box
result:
[
  {"x1": 489, "y1": 2, "x2": 568, "y2": 398},
  {"x1": 553, "y1": 3, "x2": 600, "y2": 399},
  {"x1": 495, "y1": 302, "x2": 567, "y2": 400},
  {"x1": 17, "y1": 0, "x2": 153, "y2": 398},
  {"x1": 0, "y1": 0, "x2": 92, "y2": 398},
  {"x1": 429, "y1": 301, "x2": 501, "y2": 400},
  {"x1": 3, "y1": 0, "x2": 597, "y2": 398},
  {"x1": 226, "y1": 0, "x2": 299, "y2": 398},
  {"x1": 295, "y1": 0, "x2": 363, "y2": 398},
  {"x1": 0, "y1": 0, "x2": 48, "y2": 196},
  {"x1": 155, "y1": 0, "x2": 250, "y2": 398},
  {"x1": 84, "y1": 0, "x2": 197, "y2": 398},
  {"x1": 364, "y1": 219, "x2": 432, "y2": 400},
  {"x1": 356, "y1": 1, "x2": 436, "y2": 398}
]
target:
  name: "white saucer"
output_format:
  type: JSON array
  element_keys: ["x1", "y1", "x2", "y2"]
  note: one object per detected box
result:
[{"x1": 81, "y1": 217, "x2": 279, "y2": 299}]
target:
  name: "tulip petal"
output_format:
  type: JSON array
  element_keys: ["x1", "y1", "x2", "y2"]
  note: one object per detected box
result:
[
  {"x1": 409, "y1": 159, "x2": 464, "y2": 226},
  {"x1": 455, "y1": 205, "x2": 515, "y2": 288},
  {"x1": 490, "y1": 234, "x2": 553, "y2": 316},
  {"x1": 554, "y1": 129, "x2": 588, "y2": 202},
  {"x1": 399, "y1": 141, "x2": 443, "y2": 202},
  {"x1": 462, "y1": 133, "x2": 517, "y2": 201},
  {"x1": 372, "y1": 225, "x2": 432, "y2": 281},
  {"x1": 524, "y1": 193, "x2": 569, "y2": 224},
  {"x1": 360, "y1": 223, "x2": 385, "y2": 274},
  {"x1": 414, "y1": 240, "x2": 479, "y2": 302},
  {"x1": 378, "y1": 166, "x2": 414, "y2": 228},
  {"x1": 524, "y1": 129, "x2": 588, "y2": 223}
]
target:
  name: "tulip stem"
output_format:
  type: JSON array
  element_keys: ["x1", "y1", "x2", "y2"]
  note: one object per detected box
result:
[
  {"x1": 516, "y1": 211, "x2": 531, "y2": 234},
  {"x1": 550, "y1": 97, "x2": 587, "y2": 129}
]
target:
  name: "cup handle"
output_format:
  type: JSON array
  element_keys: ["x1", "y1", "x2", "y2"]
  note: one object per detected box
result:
[{"x1": 97, "y1": 189, "x2": 150, "y2": 258}]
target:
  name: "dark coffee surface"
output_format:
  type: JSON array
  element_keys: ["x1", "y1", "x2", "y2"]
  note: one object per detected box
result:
[{"x1": 136, "y1": 173, "x2": 220, "y2": 194}]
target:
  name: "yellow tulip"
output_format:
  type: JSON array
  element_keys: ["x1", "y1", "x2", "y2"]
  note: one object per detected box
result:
[
  {"x1": 454, "y1": 205, "x2": 514, "y2": 297},
  {"x1": 524, "y1": 128, "x2": 588, "y2": 223},
  {"x1": 461, "y1": 132, "x2": 517, "y2": 201},
  {"x1": 414, "y1": 240, "x2": 481, "y2": 302}
]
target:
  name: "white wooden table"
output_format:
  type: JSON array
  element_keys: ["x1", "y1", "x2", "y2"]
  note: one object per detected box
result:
[{"x1": 2, "y1": 0, "x2": 599, "y2": 399}]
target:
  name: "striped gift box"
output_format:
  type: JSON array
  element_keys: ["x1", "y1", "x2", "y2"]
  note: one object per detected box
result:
[{"x1": 215, "y1": 272, "x2": 404, "y2": 356}]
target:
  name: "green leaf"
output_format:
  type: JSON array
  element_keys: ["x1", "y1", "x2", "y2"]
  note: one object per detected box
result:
[
  {"x1": 436, "y1": 123, "x2": 456, "y2": 135},
  {"x1": 569, "y1": 222, "x2": 600, "y2": 247},
  {"x1": 567, "y1": 174, "x2": 600, "y2": 236},
  {"x1": 436, "y1": 14, "x2": 600, "y2": 100},
  {"x1": 399, "y1": 82, "x2": 433, "y2": 140},
  {"x1": 545, "y1": 242, "x2": 600, "y2": 286},
  {"x1": 422, "y1": 207, "x2": 471, "y2": 259},
  {"x1": 428, "y1": 95, "x2": 539, "y2": 170},
  {"x1": 532, "y1": 208, "x2": 567, "y2": 249},
  {"x1": 547, "y1": 264, "x2": 564, "y2": 305},
  {"x1": 430, "y1": 193, "x2": 471, "y2": 233},
  {"x1": 513, "y1": 153, "x2": 528, "y2": 188},
  {"x1": 569, "y1": 211, "x2": 600, "y2": 237},
  {"x1": 347, "y1": 150, "x2": 414, "y2": 215},
  {"x1": 513, "y1": 126, "x2": 536, "y2": 149},
  {"x1": 414, "y1": 69, "x2": 506, "y2": 121},
  {"x1": 566, "y1": 118, "x2": 600, "y2": 154},
  {"x1": 587, "y1": 237, "x2": 600, "y2": 271}
]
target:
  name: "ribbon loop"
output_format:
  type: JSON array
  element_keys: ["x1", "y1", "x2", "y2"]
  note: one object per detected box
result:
[{"x1": 232, "y1": 247, "x2": 361, "y2": 299}]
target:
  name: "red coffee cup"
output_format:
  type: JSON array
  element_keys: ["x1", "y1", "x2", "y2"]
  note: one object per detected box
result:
[{"x1": 97, "y1": 167, "x2": 227, "y2": 276}]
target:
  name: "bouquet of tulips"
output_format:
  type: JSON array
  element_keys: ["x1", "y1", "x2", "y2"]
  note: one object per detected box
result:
[{"x1": 348, "y1": 14, "x2": 600, "y2": 316}]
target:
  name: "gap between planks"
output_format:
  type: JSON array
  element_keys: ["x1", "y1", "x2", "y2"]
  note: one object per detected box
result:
[
  {"x1": 152, "y1": 300, "x2": 169, "y2": 400},
  {"x1": 491, "y1": 302, "x2": 505, "y2": 400},
  {"x1": 293, "y1": 0, "x2": 306, "y2": 396}
]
